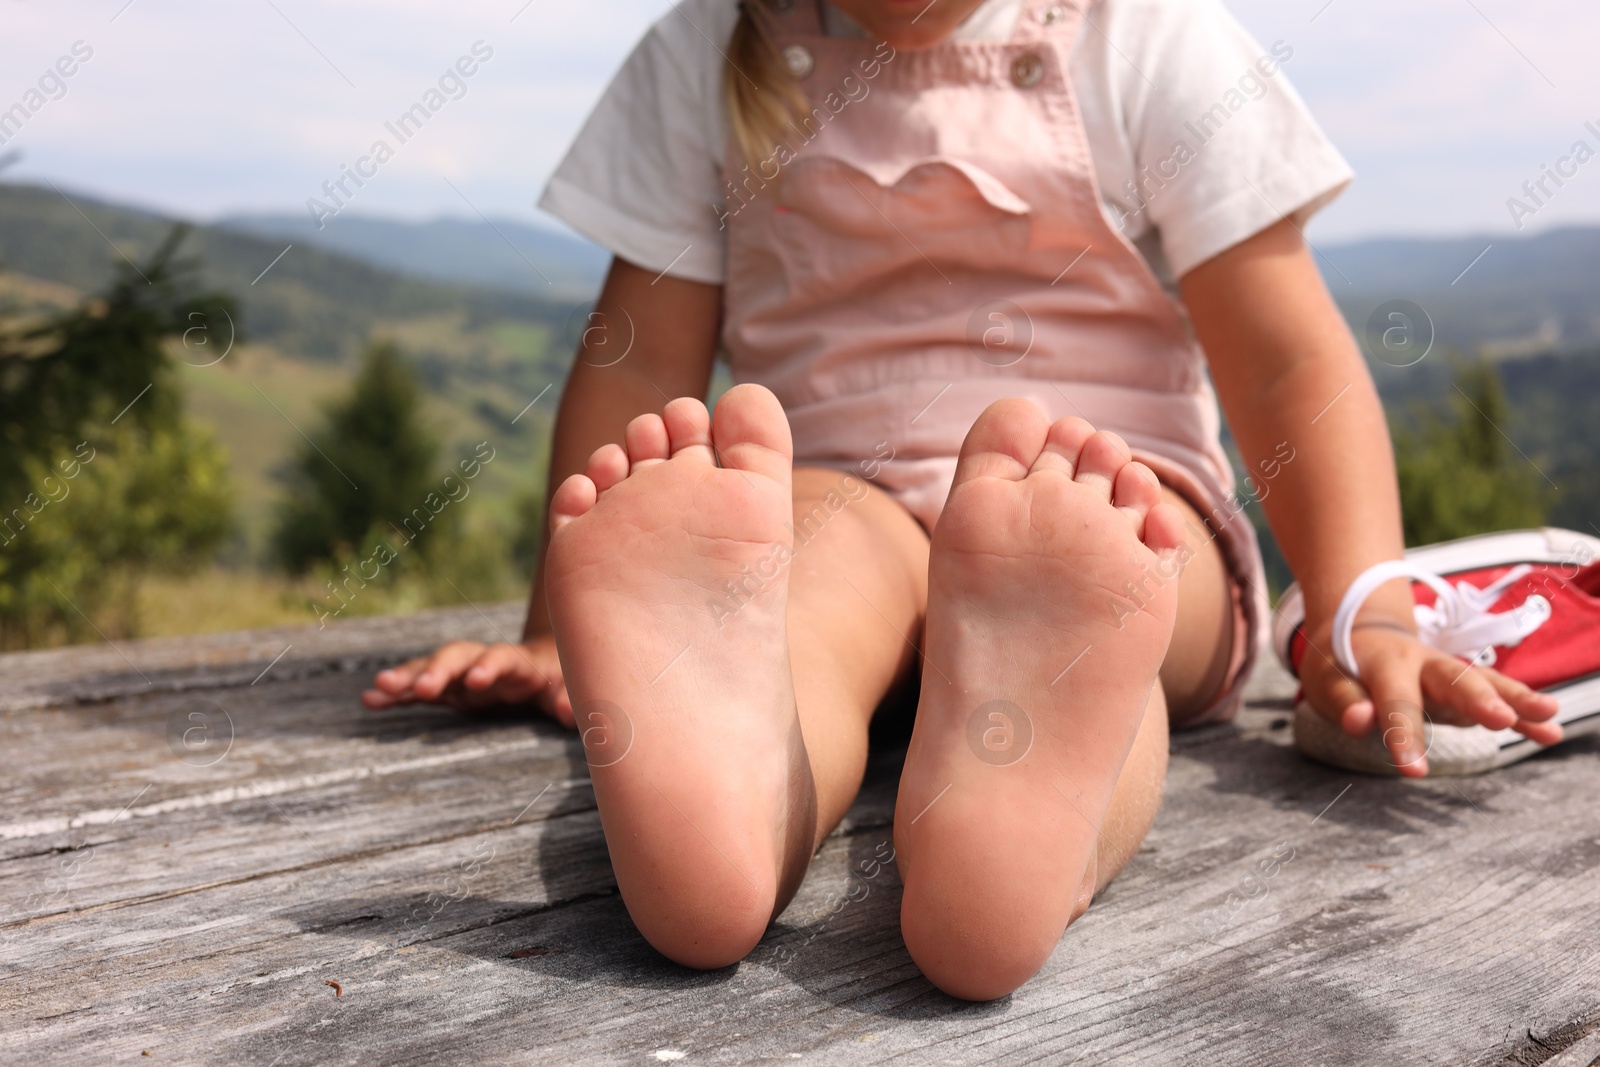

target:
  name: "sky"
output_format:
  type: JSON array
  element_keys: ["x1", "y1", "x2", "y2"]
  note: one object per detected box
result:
[{"x1": 1, "y1": 0, "x2": 1598, "y2": 243}]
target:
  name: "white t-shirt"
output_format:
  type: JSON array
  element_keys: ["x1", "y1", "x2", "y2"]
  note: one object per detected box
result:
[{"x1": 538, "y1": 0, "x2": 1352, "y2": 288}]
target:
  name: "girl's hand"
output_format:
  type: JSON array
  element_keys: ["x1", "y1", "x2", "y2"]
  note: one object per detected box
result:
[
  {"x1": 361, "y1": 635, "x2": 573, "y2": 728},
  {"x1": 1297, "y1": 619, "x2": 1563, "y2": 778}
]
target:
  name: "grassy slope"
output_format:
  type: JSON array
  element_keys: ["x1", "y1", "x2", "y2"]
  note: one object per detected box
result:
[
  {"x1": 0, "y1": 182, "x2": 580, "y2": 361},
  {"x1": 1, "y1": 181, "x2": 574, "y2": 567}
]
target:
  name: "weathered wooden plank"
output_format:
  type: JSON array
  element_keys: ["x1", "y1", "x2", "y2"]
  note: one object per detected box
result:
[
  {"x1": 0, "y1": 602, "x2": 525, "y2": 713},
  {"x1": 5, "y1": 740, "x2": 1596, "y2": 1067},
  {"x1": 1541, "y1": 1026, "x2": 1600, "y2": 1067},
  {"x1": 2, "y1": 608, "x2": 1598, "y2": 1066},
  {"x1": 0, "y1": 670, "x2": 570, "y2": 849}
]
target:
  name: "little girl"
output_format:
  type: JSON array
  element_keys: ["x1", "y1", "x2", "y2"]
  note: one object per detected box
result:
[{"x1": 365, "y1": 0, "x2": 1562, "y2": 999}]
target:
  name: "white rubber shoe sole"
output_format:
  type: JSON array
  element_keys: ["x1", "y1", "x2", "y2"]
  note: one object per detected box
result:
[
  {"x1": 1275, "y1": 528, "x2": 1600, "y2": 777},
  {"x1": 1290, "y1": 674, "x2": 1600, "y2": 776}
]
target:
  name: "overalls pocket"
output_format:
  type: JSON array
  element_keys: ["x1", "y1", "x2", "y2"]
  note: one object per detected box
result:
[{"x1": 770, "y1": 156, "x2": 1035, "y2": 302}]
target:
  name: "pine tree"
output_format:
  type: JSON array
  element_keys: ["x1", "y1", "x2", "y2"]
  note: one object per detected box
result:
[
  {"x1": 0, "y1": 227, "x2": 236, "y2": 646},
  {"x1": 271, "y1": 339, "x2": 444, "y2": 572},
  {"x1": 1394, "y1": 359, "x2": 1549, "y2": 547}
]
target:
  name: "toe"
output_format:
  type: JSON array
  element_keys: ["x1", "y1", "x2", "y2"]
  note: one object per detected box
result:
[
  {"x1": 626, "y1": 413, "x2": 671, "y2": 470},
  {"x1": 711, "y1": 384, "x2": 793, "y2": 482},
  {"x1": 663, "y1": 397, "x2": 716, "y2": 464},
  {"x1": 584, "y1": 443, "x2": 630, "y2": 493},
  {"x1": 1029, "y1": 416, "x2": 1096, "y2": 478},
  {"x1": 1141, "y1": 501, "x2": 1188, "y2": 555},
  {"x1": 1111, "y1": 461, "x2": 1162, "y2": 533},
  {"x1": 549, "y1": 474, "x2": 597, "y2": 531},
  {"x1": 953, "y1": 397, "x2": 1050, "y2": 485},
  {"x1": 1072, "y1": 431, "x2": 1132, "y2": 500}
]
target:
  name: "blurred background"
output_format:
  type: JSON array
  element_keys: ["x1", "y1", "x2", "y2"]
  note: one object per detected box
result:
[{"x1": 1, "y1": 0, "x2": 1596, "y2": 650}]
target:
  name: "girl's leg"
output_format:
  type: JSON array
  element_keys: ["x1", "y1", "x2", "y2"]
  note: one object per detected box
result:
[
  {"x1": 544, "y1": 386, "x2": 928, "y2": 969},
  {"x1": 894, "y1": 400, "x2": 1228, "y2": 1000},
  {"x1": 787, "y1": 474, "x2": 1228, "y2": 943},
  {"x1": 1081, "y1": 487, "x2": 1235, "y2": 896},
  {"x1": 1157, "y1": 487, "x2": 1238, "y2": 724},
  {"x1": 786, "y1": 467, "x2": 930, "y2": 843}
]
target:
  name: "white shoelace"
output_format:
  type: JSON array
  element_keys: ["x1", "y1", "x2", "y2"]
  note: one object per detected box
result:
[{"x1": 1331, "y1": 560, "x2": 1553, "y2": 680}]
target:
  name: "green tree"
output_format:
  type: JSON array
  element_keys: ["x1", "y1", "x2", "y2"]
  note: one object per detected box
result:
[
  {"x1": 2, "y1": 421, "x2": 233, "y2": 645},
  {"x1": 1394, "y1": 359, "x2": 1549, "y2": 547},
  {"x1": 0, "y1": 228, "x2": 236, "y2": 646},
  {"x1": 271, "y1": 339, "x2": 445, "y2": 572}
]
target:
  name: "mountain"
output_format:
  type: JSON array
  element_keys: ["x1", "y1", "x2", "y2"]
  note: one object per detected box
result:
[
  {"x1": 3, "y1": 178, "x2": 1597, "y2": 566},
  {"x1": 1319, "y1": 227, "x2": 1600, "y2": 359},
  {"x1": 218, "y1": 204, "x2": 1600, "y2": 360},
  {"x1": 0, "y1": 180, "x2": 587, "y2": 559},
  {"x1": 1312, "y1": 226, "x2": 1600, "y2": 526},
  {"x1": 218, "y1": 211, "x2": 609, "y2": 300},
  {"x1": 0, "y1": 182, "x2": 582, "y2": 365}
]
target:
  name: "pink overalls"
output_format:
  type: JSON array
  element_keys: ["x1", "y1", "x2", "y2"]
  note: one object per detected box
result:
[{"x1": 721, "y1": 0, "x2": 1265, "y2": 722}]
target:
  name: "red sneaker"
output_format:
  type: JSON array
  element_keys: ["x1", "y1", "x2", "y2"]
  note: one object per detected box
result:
[{"x1": 1274, "y1": 528, "x2": 1600, "y2": 776}]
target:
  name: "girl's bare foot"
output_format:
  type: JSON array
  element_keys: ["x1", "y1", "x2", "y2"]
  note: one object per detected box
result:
[
  {"x1": 895, "y1": 399, "x2": 1185, "y2": 1000},
  {"x1": 544, "y1": 384, "x2": 814, "y2": 968}
]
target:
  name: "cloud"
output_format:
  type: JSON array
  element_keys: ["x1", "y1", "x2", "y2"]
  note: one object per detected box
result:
[
  {"x1": 2, "y1": 0, "x2": 1597, "y2": 240},
  {"x1": 1230, "y1": 0, "x2": 1600, "y2": 237}
]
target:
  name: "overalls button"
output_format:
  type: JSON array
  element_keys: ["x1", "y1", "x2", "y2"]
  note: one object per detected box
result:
[
  {"x1": 1039, "y1": 4, "x2": 1068, "y2": 24},
  {"x1": 783, "y1": 44, "x2": 815, "y2": 79},
  {"x1": 1010, "y1": 53, "x2": 1046, "y2": 88}
]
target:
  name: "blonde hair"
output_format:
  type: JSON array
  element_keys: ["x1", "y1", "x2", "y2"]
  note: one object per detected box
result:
[{"x1": 724, "y1": 1, "x2": 808, "y2": 169}]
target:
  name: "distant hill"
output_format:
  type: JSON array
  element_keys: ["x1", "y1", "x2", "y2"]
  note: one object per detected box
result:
[
  {"x1": 209, "y1": 205, "x2": 1600, "y2": 360},
  {"x1": 0, "y1": 181, "x2": 581, "y2": 367},
  {"x1": 1320, "y1": 227, "x2": 1600, "y2": 358},
  {"x1": 0, "y1": 180, "x2": 587, "y2": 560},
  {"x1": 3, "y1": 178, "x2": 1596, "y2": 567},
  {"x1": 219, "y1": 211, "x2": 609, "y2": 300}
]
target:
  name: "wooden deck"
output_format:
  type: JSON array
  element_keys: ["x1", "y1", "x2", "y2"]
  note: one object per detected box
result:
[{"x1": 3, "y1": 604, "x2": 1598, "y2": 1066}]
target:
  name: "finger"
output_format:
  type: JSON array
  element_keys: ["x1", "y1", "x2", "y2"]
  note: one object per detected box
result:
[
  {"x1": 362, "y1": 688, "x2": 402, "y2": 709},
  {"x1": 412, "y1": 641, "x2": 490, "y2": 700},
  {"x1": 1416, "y1": 658, "x2": 1563, "y2": 748},
  {"x1": 373, "y1": 654, "x2": 433, "y2": 695},
  {"x1": 1417, "y1": 658, "x2": 1562, "y2": 729},
  {"x1": 1481, "y1": 667, "x2": 1561, "y2": 723},
  {"x1": 1514, "y1": 718, "x2": 1565, "y2": 747},
  {"x1": 1305, "y1": 652, "x2": 1376, "y2": 736},
  {"x1": 507, "y1": 642, "x2": 559, "y2": 692},
  {"x1": 1365, "y1": 658, "x2": 1430, "y2": 778},
  {"x1": 469, "y1": 647, "x2": 557, "y2": 708},
  {"x1": 463, "y1": 644, "x2": 541, "y2": 692},
  {"x1": 479, "y1": 636, "x2": 569, "y2": 722},
  {"x1": 1421, "y1": 657, "x2": 1517, "y2": 731}
]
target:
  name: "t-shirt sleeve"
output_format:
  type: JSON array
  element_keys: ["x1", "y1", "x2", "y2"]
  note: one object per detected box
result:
[
  {"x1": 1117, "y1": 0, "x2": 1353, "y2": 278},
  {"x1": 537, "y1": 6, "x2": 731, "y2": 285}
]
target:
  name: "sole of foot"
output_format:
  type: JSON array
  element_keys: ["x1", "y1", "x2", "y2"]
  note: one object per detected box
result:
[
  {"x1": 895, "y1": 399, "x2": 1185, "y2": 1000},
  {"x1": 544, "y1": 384, "x2": 815, "y2": 968}
]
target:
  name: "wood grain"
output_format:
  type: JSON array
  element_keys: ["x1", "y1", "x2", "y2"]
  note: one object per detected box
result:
[{"x1": 2, "y1": 605, "x2": 1596, "y2": 1065}]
